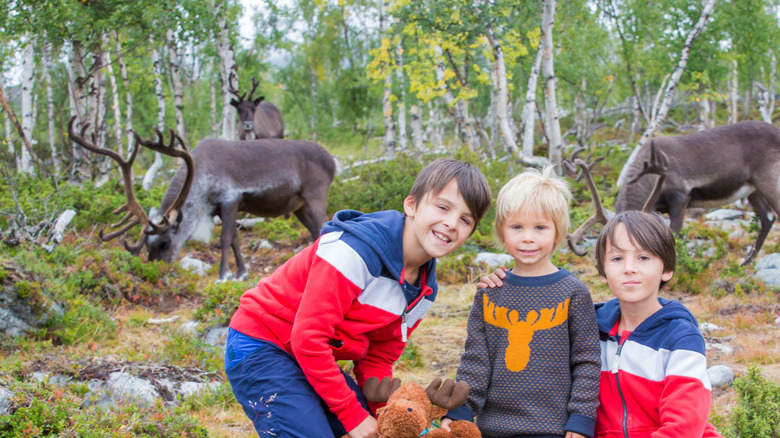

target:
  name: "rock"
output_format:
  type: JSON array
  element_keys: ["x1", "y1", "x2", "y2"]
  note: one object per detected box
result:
[
  {"x1": 179, "y1": 257, "x2": 211, "y2": 277},
  {"x1": 707, "y1": 343, "x2": 734, "y2": 355},
  {"x1": 709, "y1": 279, "x2": 735, "y2": 294},
  {"x1": 699, "y1": 322, "x2": 722, "y2": 333},
  {"x1": 0, "y1": 386, "x2": 13, "y2": 416},
  {"x1": 204, "y1": 326, "x2": 229, "y2": 351},
  {"x1": 708, "y1": 365, "x2": 735, "y2": 388},
  {"x1": 756, "y1": 253, "x2": 780, "y2": 271},
  {"x1": 475, "y1": 252, "x2": 514, "y2": 269},
  {"x1": 106, "y1": 372, "x2": 160, "y2": 407},
  {"x1": 178, "y1": 320, "x2": 200, "y2": 335},
  {"x1": 704, "y1": 209, "x2": 745, "y2": 221},
  {"x1": 178, "y1": 381, "x2": 222, "y2": 398},
  {"x1": 753, "y1": 268, "x2": 780, "y2": 289}
]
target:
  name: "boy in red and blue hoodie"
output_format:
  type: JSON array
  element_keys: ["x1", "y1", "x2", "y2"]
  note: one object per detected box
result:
[
  {"x1": 593, "y1": 211, "x2": 722, "y2": 438},
  {"x1": 225, "y1": 159, "x2": 492, "y2": 438}
]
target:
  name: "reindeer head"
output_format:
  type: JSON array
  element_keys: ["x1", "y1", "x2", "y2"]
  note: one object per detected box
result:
[
  {"x1": 68, "y1": 116, "x2": 194, "y2": 260},
  {"x1": 229, "y1": 77, "x2": 264, "y2": 136}
]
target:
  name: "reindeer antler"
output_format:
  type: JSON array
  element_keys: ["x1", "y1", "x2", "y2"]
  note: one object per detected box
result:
[
  {"x1": 625, "y1": 140, "x2": 670, "y2": 213},
  {"x1": 68, "y1": 116, "x2": 194, "y2": 255},
  {"x1": 362, "y1": 376, "x2": 469, "y2": 411},
  {"x1": 247, "y1": 77, "x2": 261, "y2": 102},
  {"x1": 563, "y1": 148, "x2": 610, "y2": 256},
  {"x1": 228, "y1": 72, "x2": 246, "y2": 100}
]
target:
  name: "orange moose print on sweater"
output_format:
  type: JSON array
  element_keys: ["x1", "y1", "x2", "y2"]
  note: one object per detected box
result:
[{"x1": 483, "y1": 295, "x2": 570, "y2": 372}]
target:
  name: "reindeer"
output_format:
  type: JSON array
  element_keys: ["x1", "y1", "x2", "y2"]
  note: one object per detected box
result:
[
  {"x1": 567, "y1": 120, "x2": 780, "y2": 266},
  {"x1": 68, "y1": 116, "x2": 335, "y2": 282},
  {"x1": 229, "y1": 77, "x2": 284, "y2": 140}
]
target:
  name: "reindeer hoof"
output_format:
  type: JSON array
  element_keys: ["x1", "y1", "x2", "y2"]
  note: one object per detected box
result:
[{"x1": 215, "y1": 272, "x2": 235, "y2": 284}]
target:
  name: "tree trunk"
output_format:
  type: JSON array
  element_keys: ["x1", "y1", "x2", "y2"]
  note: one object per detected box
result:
[
  {"x1": 395, "y1": 43, "x2": 406, "y2": 152},
  {"x1": 541, "y1": 0, "x2": 563, "y2": 168},
  {"x1": 410, "y1": 103, "x2": 424, "y2": 152},
  {"x1": 756, "y1": 52, "x2": 776, "y2": 124},
  {"x1": 42, "y1": 38, "x2": 60, "y2": 174},
  {"x1": 434, "y1": 46, "x2": 475, "y2": 150},
  {"x1": 143, "y1": 41, "x2": 166, "y2": 191},
  {"x1": 1, "y1": 62, "x2": 13, "y2": 159},
  {"x1": 617, "y1": 0, "x2": 716, "y2": 186},
  {"x1": 379, "y1": 0, "x2": 395, "y2": 156},
  {"x1": 486, "y1": 27, "x2": 518, "y2": 158},
  {"x1": 68, "y1": 40, "x2": 92, "y2": 181},
  {"x1": 166, "y1": 28, "x2": 187, "y2": 140},
  {"x1": 521, "y1": 44, "x2": 543, "y2": 158},
  {"x1": 20, "y1": 36, "x2": 36, "y2": 175},
  {"x1": 104, "y1": 35, "x2": 123, "y2": 153},
  {"x1": 216, "y1": 0, "x2": 237, "y2": 140},
  {"x1": 729, "y1": 59, "x2": 739, "y2": 124},
  {"x1": 310, "y1": 68, "x2": 319, "y2": 142},
  {"x1": 209, "y1": 57, "x2": 219, "y2": 137},
  {"x1": 113, "y1": 32, "x2": 134, "y2": 159}
]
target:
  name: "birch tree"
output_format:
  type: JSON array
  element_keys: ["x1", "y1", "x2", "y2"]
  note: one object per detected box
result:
[
  {"x1": 143, "y1": 39, "x2": 166, "y2": 191},
  {"x1": 379, "y1": 0, "x2": 396, "y2": 156},
  {"x1": 521, "y1": 43, "x2": 543, "y2": 159},
  {"x1": 617, "y1": 0, "x2": 716, "y2": 186},
  {"x1": 216, "y1": 0, "x2": 238, "y2": 140},
  {"x1": 541, "y1": 0, "x2": 563, "y2": 167},
  {"x1": 19, "y1": 35, "x2": 35, "y2": 175},
  {"x1": 42, "y1": 36, "x2": 60, "y2": 173},
  {"x1": 755, "y1": 52, "x2": 776, "y2": 124}
]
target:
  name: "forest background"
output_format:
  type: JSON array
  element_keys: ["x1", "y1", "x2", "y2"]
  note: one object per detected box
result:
[{"x1": 1, "y1": 0, "x2": 780, "y2": 436}]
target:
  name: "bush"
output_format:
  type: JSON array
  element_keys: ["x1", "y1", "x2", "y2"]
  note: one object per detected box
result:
[{"x1": 727, "y1": 364, "x2": 780, "y2": 437}]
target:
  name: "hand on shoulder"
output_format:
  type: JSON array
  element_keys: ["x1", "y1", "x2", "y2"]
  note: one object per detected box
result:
[{"x1": 476, "y1": 265, "x2": 508, "y2": 289}]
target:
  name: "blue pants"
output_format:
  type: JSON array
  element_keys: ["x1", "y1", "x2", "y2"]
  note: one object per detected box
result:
[{"x1": 225, "y1": 329, "x2": 370, "y2": 437}]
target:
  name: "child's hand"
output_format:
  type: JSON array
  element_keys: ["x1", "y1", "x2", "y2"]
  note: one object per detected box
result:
[
  {"x1": 476, "y1": 265, "x2": 507, "y2": 288},
  {"x1": 565, "y1": 432, "x2": 587, "y2": 438},
  {"x1": 348, "y1": 415, "x2": 378, "y2": 438},
  {"x1": 440, "y1": 417, "x2": 453, "y2": 431}
]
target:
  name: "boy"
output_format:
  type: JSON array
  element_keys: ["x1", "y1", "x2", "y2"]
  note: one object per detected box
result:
[
  {"x1": 224, "y1": 158, "x2": 492, "y2": 438},
  {"x1": 445, "y1": 167, "x2": 601, "y2": 438},
  {"x1": 593, "y1": 210, "x2": 722, "y2": 437}
]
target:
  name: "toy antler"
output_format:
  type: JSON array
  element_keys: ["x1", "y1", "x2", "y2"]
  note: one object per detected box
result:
[{"x1": 363, "y1": 376, "x2": 470, "y2": 411}]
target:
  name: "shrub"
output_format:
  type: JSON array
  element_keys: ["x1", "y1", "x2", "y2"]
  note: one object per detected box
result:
[{"x1": 727, "y1": 364, "x2": 780, "y2": 437}]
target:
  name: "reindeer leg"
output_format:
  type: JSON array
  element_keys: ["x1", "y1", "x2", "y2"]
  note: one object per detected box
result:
[
  {"x1": 665, "y1": 193, "x2": 689, "y2": 233},
  {"x1": 744, "y1": 192, "x2": 776, "y2": 266},
  {"x1": 294, "y1": 186, "x2": 329, "y2": 241},
  {"x1": 217, "y1": 201, "x2": 240, "y2": 282},
  {"x1": 232, "y1": 225, "x2": 248, "y2": 281}
]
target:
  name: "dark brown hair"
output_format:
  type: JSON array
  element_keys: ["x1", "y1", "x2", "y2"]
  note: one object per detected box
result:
[
  {"x1": 595, "y1": 210, "x2": 676, "y2": 289},
  {"x1": 407, "y1": 158, "x2": 492, "y2": 233}
]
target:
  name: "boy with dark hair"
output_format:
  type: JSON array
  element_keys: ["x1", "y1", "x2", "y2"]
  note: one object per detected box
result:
[
  {"x1": 445, "y1": 167, "x2": 601, "y2": 438},
  {"x1": 593, "y1": 210, "x2": 722, "y2": 437},
  {"x1": 225, "y1": 158, "x2": 492, "y2": 438}
]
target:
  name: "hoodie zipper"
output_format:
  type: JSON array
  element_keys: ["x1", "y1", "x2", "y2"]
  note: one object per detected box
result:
[{"x1": 615, "y1": 336, "x2": 630, "y2": 438}]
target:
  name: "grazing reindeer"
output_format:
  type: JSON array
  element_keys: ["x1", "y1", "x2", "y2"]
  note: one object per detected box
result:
[
  {"x1": 229, "y1": 77, "x2": 284, "y2": 140},
  {"x1": 68, "y1": 116, "x2": 335, "y2": 282},
  {"x1": 567, "y1": 120, "x2": 780, "y2": 266}
]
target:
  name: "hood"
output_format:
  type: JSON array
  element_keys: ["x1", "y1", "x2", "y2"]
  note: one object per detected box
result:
[
  {"x1": 321, "y1": 209, "x2": 412, "y2": 281},
  {"x1": 595, "y1": 297, "x2": 698, "y2": 336}
]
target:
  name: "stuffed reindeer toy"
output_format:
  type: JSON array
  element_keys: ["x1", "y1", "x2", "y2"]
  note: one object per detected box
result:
[{"x1": 362, "y1": 376, "x2": 481, "y2": 438}]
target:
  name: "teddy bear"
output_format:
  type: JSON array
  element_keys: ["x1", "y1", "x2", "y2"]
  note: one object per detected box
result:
[{"x1": 365, "y1": 377, "x2": 482, "y2": 438}]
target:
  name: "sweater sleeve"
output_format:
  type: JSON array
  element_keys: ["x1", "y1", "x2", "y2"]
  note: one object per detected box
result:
[
  {"x1": 651, "y1": 333, "x2": 715, "y2": 438},
  {"x1": 451, "y1": 288, "x2": 492, "y2": 420},
  {"x1": 565, "y1": 282, "x2": 601, "y2": 437},
  {"x1": 290, "y1": 247, "x2": 371, "y2": 432}
]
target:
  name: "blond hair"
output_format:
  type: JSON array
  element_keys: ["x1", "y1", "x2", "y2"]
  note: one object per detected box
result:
[{"x1": 494, "y1": 166, "x2": 571, "y2": 250}]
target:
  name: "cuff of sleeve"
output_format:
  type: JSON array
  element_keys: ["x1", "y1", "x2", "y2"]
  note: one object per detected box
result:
[
  {"x1": 339, "y1": 408, "x2": 372, "y2": 433},
  {"x1": 443, "y1": 404, "x2": 474, "y2": 422},
  {"x1": 565, "y1": 413, "x2": 596, "y2": 438}
]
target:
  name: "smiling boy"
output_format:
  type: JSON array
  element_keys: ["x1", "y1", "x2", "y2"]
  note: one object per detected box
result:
[{"x1": 225, "y1": 158, "x2": 492, "y2": 438}]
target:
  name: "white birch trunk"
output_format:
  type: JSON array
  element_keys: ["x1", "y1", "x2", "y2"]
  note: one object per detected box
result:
[
  {"x1": 698, "y1": 97, "x2": 710, "y2": 131},
  {"x1": 729, "y1": 59, "x2": 739, "y2": 124},
  {"x1": 521, "y1": 44, "x2": 543, "y2": 158},
  {"x1": 395, "y1": 43, "x2": 406, "y2": 151},
  {"x1": 410, "y1": 104, "x2": 424, "y2": 151},
  {"x1": 617, "y1": 0, "x2": 715, "y2": 186},
  {"x1": 104, "y1": 36, "x2": 123, "y2": 152},
  {"x1": 379, "y1": 0, "x2": 395, "y2": 156},
  {"x1": 93, "y1": 42, "x2": 112, "y2": 187},
  {"x1": 486, "y1": 27, "x2": 518, "y2": 157},
  {"x1": 574, "y1": 78, "x2": 586, "y2": 146},
  {"x1": 756, "y1": 52, "x2": 776, "y2": 124},
  {"x1": 19, "y1": 37, "x2": 36, "y2": 175},
  {"x1": 143, "y1": 41, "x2": 166, "y2": 191},
  {"x1": 1, "y1": 65, "x2": 13, "y2": 158},
  {"x1": 44, "y1": 37, "x2": 60, "y2": 172},
  {"x1": 166, "y1": 28, "x2": 186, "y2": 140},
  {"x1": 434, "y1": 46, "x2": 474, "y2": 150},
  {"x1": 217, "y1": 0, "x2": 237, "y2": 140},
  {"x1": 541, "y1": 0, "x2": 563, "y2": 167},
  {"x1": 210, "y1": 57, "x2": 219, "y2": 137},
  {"x1": 427, "y1": 101, "x2": 443, "y2": 148},
  {"x1": 113, "y1": 32, "x2": 134, "y2": 159}
]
